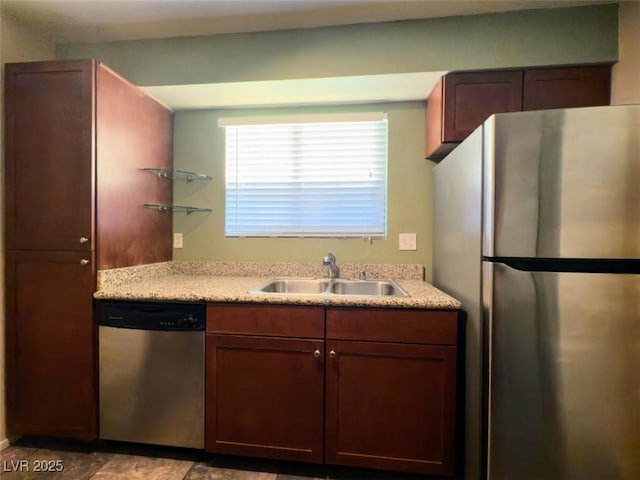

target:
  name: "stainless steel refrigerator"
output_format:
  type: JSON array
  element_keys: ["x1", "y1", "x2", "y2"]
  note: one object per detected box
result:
[{"x1": 433, "y1": 105, "x2": 639, "y2": 480}]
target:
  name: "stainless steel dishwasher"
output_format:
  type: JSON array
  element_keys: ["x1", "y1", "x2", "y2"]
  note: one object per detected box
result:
[{"x1": 98, "y1": 301, "x2": 205, "y2": 449}]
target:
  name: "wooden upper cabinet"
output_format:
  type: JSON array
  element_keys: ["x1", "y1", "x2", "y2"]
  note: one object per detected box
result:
[
  {"x1": 4, "y1": 60, "x2": 95, "y2": 251},
  {"x1": 425, "y1": 64, "x2": 612, "y2": 161},
  {"x1": 426, "y1": 70, "x2": 523, "y2": 160},
  {"x1": 522, "y1": 65, "x2": 611, "y2": 110},
  {"x1": 443, "y1": 71, "x2": 523, "y2": 141},
  {"x1": 4, "y1": 59, "x2": 173, "y2": 267}
]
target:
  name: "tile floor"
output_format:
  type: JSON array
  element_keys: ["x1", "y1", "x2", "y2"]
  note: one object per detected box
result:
[{"x1": 0, "y1": 437, "x2": 435, "y2": 480}]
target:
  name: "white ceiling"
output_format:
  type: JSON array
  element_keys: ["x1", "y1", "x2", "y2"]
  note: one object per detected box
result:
[{"x1": 1, "y1": 0, "x2": 611, "y2": 110}]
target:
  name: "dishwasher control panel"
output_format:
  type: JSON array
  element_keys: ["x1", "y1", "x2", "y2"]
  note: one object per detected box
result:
[{"x1": 97, "y1": 301, "x2": 206, "y2": 331}]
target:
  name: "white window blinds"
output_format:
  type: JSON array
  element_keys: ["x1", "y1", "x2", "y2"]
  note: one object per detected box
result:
[{"x1": 224, "y1": 115, "x2": 388, "y2": 237}]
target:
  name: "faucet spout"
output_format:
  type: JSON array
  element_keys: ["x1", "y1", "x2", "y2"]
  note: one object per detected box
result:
[{"x1": 322, "y1": 252, "x2": 340, "y2": 279}]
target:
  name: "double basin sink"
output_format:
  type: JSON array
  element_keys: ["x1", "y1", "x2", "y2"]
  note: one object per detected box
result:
[{"x1": 250, "y1": 277, "x2": 409, "y2": 298}]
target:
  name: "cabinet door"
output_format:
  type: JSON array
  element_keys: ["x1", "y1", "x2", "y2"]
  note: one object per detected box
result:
[
  {"x1": 5, "y1": 250, "x2": 96, "y2": 439},
  {"x1": 523, "y1": 65, "x2": 611, "y2": 110},
  {"x1": 443, "y1": 70, "x2": 523, "y2": 142},
  {"x1": 206, "y1": 335, "x2": 324, "y2": 463},
  {"x1": 325, "y1": 341, "x2": 458, "y2": 476},
  {"x1": 4, "y1": 60, "x2": 95, "y2": 251}
]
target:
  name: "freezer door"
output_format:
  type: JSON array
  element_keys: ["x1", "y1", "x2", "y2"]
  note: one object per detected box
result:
[
  {"x1": 483, "y1": 105, "x2": 640, "y2": 259},
  {"x1": 483, "y1": 262, "x2": 640, "y2": 480}
]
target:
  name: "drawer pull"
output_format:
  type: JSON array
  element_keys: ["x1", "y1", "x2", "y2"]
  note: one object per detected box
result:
[
  {"x1": 329, "y1": 350, "x2": 336, "y2": 358},
  {"x1": 313, "y1": 349, "x2": 321, "y2": 358},
  {"x1": 80, "y1": 259, "x2": 90, "y2": 266}
]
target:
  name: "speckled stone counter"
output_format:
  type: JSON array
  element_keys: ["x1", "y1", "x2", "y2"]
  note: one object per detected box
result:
[{"x1": 94, "y1": 261, "x2": 462, "y2": 310}]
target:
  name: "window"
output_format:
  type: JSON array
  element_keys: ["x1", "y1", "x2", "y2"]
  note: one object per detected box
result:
[{"x1": 223, "y1": 113, "x2": 388, "y2": 237}]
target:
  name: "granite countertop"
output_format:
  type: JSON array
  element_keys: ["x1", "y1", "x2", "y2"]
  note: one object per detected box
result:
[{"x1": 94, "y1": 261, "x2": 462, "y2": 310}]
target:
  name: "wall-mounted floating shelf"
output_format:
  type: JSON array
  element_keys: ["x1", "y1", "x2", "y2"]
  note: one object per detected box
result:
[
  {"x1": 144, "y1": 204, "x2": 212, "y2": 214},
  {"x1": 143, "y1": 167, "x2": 212, "y2": 215},
  {"x1": 142, "y1": 168, "x2": 212, "y2": 182}
]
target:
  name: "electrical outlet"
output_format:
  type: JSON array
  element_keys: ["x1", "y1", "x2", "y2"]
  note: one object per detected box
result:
[
  {"x1": 173, "y1": 233, "x2": 183, "y2": 249},
  {"x1": 399, "y1": 233, "x2": 417, "y2": 251}
]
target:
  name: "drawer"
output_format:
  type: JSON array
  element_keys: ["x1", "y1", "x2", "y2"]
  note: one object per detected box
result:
[
  {"x1": 207, "y1": 304, "x2": 324, "y2": 338},
  {"x1": 326, "y1": 308, "x2": 459, "y2": 345}
]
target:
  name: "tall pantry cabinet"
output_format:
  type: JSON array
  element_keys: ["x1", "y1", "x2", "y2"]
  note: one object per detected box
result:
[{"x1": 4, "y1": 59, "x2": 173, "y2": 438}]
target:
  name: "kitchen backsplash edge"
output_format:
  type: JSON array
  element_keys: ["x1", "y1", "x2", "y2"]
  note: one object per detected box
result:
[{"x1": 96, "y1": 261, "x2": 425, "y2": 290}]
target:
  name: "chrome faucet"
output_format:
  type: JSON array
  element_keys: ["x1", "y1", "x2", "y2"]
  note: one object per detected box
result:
[{"x1": 322, "y1": 252, "x2": 340, "y2": 279}]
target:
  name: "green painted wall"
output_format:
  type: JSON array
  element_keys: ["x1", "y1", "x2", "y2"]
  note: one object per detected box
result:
[
  {"x1": 172, "y1": 102, "x2": 433, "y2": 275},
  {"x1": 56, "y1": 4, "x2": 618, "y2": 276},
  {"x1": 57, "y1": 4, "x2": 618, "y2": 86}
]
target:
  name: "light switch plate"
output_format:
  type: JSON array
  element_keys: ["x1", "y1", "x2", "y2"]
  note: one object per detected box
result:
[
  {"x1": 173, "y1": 233, "x2": 183, "y2": 249},
  {"x1": 399, "y1": 233, "x2": 417, "y2": 250}
]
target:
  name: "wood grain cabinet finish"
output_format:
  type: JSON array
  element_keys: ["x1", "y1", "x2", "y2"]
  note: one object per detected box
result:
[
  {"x1": 5, "y1": 61, "x2": 95, "y2": 252},
  {"x1": 425, "y1": 64, "x2": 612, "y2": 161},
  {"x1": 4, "y1": 59, "x2": 173, "y2": 439},
  {"x1": 426, "y1": 70, "x2": 523, "y2": 160},
  {"x1": 5, "y1": 251, "x2": 96, "y2": 439},
  {"x1": 4, "y1": 59, "x2": 172, "y2": 267},
  {"x1": 206, "y1": 334, "x2": 325, "y2": 463},
  {"x1": 325, "y1": 340, "x2": 457, "y2": 476},
  {"x1": 206, "y1": 304, "x2": 461, "y2": 476},
  {"x1": 443, "y1": 71, "x2": 524, "y2": 140},
  {"x1": 206, "y1": 304, "x2": 324, "y2": 338},
  {"x1": 522, "y1": 65, "x2": 611, "y2": 111},
  {"x1": 326, "y1": 308, "x2": 459, "y2": 476},
  {"x1": 96, "y1": 64, "x2": 173, "y2": 269},
  {"x1": 206, "y1": 305, "x2": 325, "y2": 463}
]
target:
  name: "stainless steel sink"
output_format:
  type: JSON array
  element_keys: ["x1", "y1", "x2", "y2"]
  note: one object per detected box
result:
[
  {"x1": 251, "y1": 278, "x2": 329, "y2": 294},
  {"x1": 329, "y1": 279, "x2": 409, "y2": 297},
  {"x1": 250, "y1": 277, "x2": 409, "y2": 298}
]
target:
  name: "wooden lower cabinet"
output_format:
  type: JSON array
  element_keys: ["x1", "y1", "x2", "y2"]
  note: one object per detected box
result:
[
  {"x1": 205, "y1": 334, "x2": 325, "y2": 463},
  {"x1": 205, "y1": 304, "x2": 461, "y2": 476},
  {"x1": 325, "y1": 340, "x2": 457, "y2": 476},
  {"x1": 5, "y1": 250, "x2": 97, "y2": 439}
]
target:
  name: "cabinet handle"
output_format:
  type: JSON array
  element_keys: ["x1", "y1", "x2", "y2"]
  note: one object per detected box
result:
[
  {"x1": 329, "y1": 350, "x2": 336, "y2": 358},
  {"x1": 79, "y1": 237, "x2": 89, "y2": 244},
  {"x1": 80, "y1": 259, "x2": 90, "y2": 266},
  {"x1": 313, "y1": 349, "x2": 321, "y2": 358}
]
